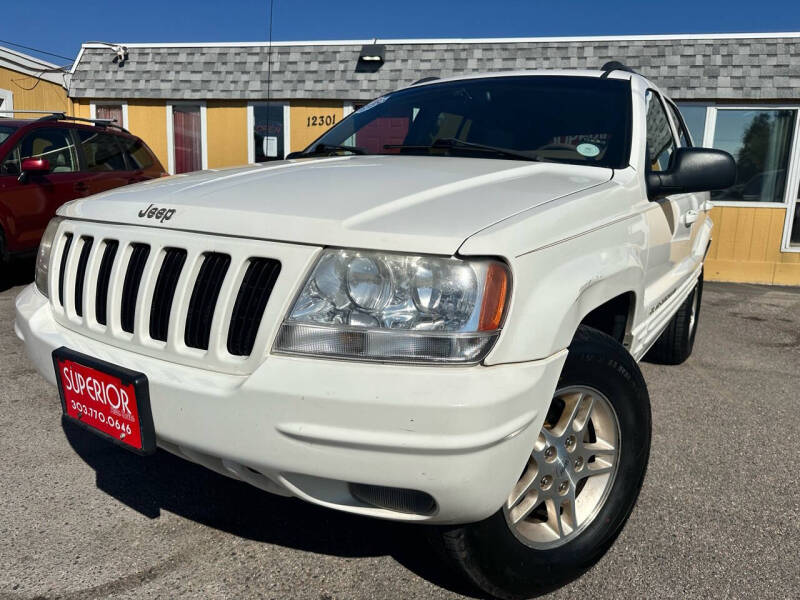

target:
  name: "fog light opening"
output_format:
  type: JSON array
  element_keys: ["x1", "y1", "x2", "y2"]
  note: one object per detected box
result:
[{"x1": 349, "y1": 483, "x2": 437, "y2": 516}]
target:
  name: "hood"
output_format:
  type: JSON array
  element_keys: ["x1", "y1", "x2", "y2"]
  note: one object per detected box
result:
[{"x1": 59, "y1": 155, "x2": 612, "y2": 255}]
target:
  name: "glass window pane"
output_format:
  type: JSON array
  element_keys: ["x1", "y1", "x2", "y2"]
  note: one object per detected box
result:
[
  {"x1": 96, "y1": 105, "x2": 123, "y2": 127},
  {"x1": 645, "y1": 91, "x2": 676, "y2": 172},
  {"x1": 14, "y1": 128, "x2": 78, "y2": 173},
  {"x1": 676, "y1": 104, "x2": 707, "y2": 146},
  {"x1": 173, "y1": 105, "x2": 202, "y2": 173},
  {"x1": 711, "y1": 109, "x2": 796, "y2": 203},
  {"x1": 78, "y1": 130, "x2": 127, "y2": 171},
  {"x1": 315, "y1": 77, "x2": 633, "y2": 168},
  {"x1": 792, "y1": 183, "x2": 800, "y2": 246},
  {"x1": 253, "y1": 103, "x2": 284, "y2": 162}
]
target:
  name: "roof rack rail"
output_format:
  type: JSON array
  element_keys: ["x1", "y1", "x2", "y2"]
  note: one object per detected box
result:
[
  {"x1": 410, "y1": 76, "x2": 440, "y2": 86},
  {"x1": 34, "y1": 113, "x2": 130, "y2": 133},
  {"x1": 0, "y1": 110, "x2": 129, "y2": 133},
  {"x1": 600, "y1": 61, "x2": 638, "y2": 79}
]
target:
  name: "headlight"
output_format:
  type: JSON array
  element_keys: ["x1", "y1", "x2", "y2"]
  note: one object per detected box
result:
[
  {"x1": 35, "y1": 217, "x2": 63, "y2": 298},
  {"x1": 274, "y1": 249, "x2": 510, "y2": 363}
]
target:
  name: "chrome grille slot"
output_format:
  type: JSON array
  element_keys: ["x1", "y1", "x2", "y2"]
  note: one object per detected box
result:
[
  {"x1": 95, "y1": 240, "x2": 118, "y2": 326},
  {"x1": 184, "y1": 252, "x2": 231, "y2": 350},
  {"x1": 73, "y1": 237, "x2": 93, "y2": 317},
  {"x1": 149, "y1": 248, "x2": 187, "y2": 342},
  {"x1": 57, "y1": 233, "x2": 73, "y2": 307},
  {"x1": 120, "y1": 244, "x2": 151, "y2": 334},
  {"x1": 227, "y1": 258, "x2": 282, "y2": 356}
]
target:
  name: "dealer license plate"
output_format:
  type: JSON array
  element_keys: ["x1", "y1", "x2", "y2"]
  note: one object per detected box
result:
[{"x1": 53, "y1": 347, "x2": 155, "y2": 454}]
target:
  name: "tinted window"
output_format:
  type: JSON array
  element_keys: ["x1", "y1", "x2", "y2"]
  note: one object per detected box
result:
[
  {"x1": 119, "y1": 136, "x2": 154, "y2": 170},
  {"x1": 667, "y1": 103, "x2": 693, "y2": 147},
  {"x1": 1, "y1": 127, "x2": 78, "y2": 175},
  {"x1": 676, "y1": 104, "x2": 707, "y2": 147},
  {"x1": 312, "y1": 76, "x2": 633, "y2": 168},
  {"x1": 645, "y1": 91, "x2": 676, "y2": 172},
  {"x1": 0, "y1": 125, "x2": 16, "y2": 145},
  {"x1": 78, "y1": 130, "x2": 127, "y2": 171}
]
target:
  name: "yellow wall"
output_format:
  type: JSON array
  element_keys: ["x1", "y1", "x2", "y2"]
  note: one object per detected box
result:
[
  {"x1": 705, "y1": 206, "x2": 800, "y2": 285},
  {"x1": 207, "y1": 101, "x2": 248, "y2": 168},
  {"x1": 0, "y1": 65, "x2": 69, "y2": 114},
  {"x1": 126, "y1": 101, "x2": 168, "y2": 170},
  {"x1": 289, "y1": 101, "x2": 344, "y2": 152}
]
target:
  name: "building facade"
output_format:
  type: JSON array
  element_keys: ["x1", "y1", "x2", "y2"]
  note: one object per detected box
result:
[
  {"x1": 0, "y1": 46, "x2": 70, "y2": 117},
  {"x1": 55, "y1": 34, "x2": 800, "y2": 285}
]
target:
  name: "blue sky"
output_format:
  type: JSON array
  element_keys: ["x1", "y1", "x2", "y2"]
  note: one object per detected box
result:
[{"x1": 3, "y1": 0, "x2": 800, "y2": 65}]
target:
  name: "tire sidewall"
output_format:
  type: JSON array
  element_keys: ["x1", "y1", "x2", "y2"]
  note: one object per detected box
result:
[{"x1": 461, "y1": 331, "x2": 651, "y2": 597}]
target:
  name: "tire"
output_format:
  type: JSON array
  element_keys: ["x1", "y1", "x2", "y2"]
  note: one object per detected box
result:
[
  {"x1": 645, "y1": 272, "x2": 703, "y2": 365},
  {"x1": 432, "y1": 326, "x2": 651, "y2": 600}
]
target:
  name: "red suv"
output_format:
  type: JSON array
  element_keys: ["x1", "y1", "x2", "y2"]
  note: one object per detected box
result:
[{"x1": 0, "y1": 114, "x2": 165, "y2": 261}]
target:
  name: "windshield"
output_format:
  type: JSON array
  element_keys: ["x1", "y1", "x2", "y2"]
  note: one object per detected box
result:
[
  {"x1": 310, "y1": 76, "x2": 632, "y2": 168},
  {"x1": 0, "y1": 125, "x2": 17, "y2": 146}
]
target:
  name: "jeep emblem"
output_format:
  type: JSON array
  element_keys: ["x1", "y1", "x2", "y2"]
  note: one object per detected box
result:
[{"x1": 137, "y1": 203, "x2": 176, "y2": 223}]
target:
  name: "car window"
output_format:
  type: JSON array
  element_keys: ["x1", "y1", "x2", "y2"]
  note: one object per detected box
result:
[
  {"x1": 667, "y1": 102, "x2": 693, "y2": 147},
  {"x1": 313, "y1": 76, "x2": 633, "y2": 169},
  {"x1": 0, "y1": 125, "x2": 16, "y2": 145},
  {"x1": 1, "y1": 127, "x2": 78, "y2": 175},
  {"x1": 645, "y1": 90, "x2": 677, "y2": 172},
  {"x1": 77, "y1": 130, "x2": 128, "y2": 171},
  {"x1": 118, "y1": 136, "x2": 155, "y2": 170}
]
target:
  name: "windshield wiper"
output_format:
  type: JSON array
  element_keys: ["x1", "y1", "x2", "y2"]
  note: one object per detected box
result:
[
  {"x1": 384, "y1": 138, "x2": 544, "y2": 162},
  {"x1": 311, "y1": 143, "x2": 368, "y2": 155}
]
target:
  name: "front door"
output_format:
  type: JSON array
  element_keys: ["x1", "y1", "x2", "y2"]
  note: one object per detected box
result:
[
  {"x1": 642, "y1": 90, "x2": 700, "y2": 314},
  {"x1": 0, "y1": 126, "x2": 88, "y2": 252}
]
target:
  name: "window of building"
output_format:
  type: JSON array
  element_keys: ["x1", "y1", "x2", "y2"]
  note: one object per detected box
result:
[
  {"x1": 251, "y1": 102, "x2": 287, "y2": 162},
  {"x1": 710, "y1": 109, "x2": 796, "y2": 203},
  {"x1": 645, "y1": 90, "x2": 676, "y2": 172},
  {"x1": 1, "y1": 127, "x2": 77, "y2": 175},
  {"x1": 169, "y1": 104, "x2": 205, "y2": 174},
  {"x1": 94, "y1": 104, "x2": 123, "y2": 127},
  {"x1": 77, "y1": 130, "x2": 127, "y2": 171},
  {"x1": 791, "y1": 183, "x2": 800, "y2": 246},
  {"x1": 676, "y1": 104, "x2": 708, "y2": 147}
]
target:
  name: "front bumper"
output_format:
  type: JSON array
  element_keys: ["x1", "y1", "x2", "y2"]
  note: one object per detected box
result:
[{"x1": 16, "y1": 284, "x2": 566, "y2": 524}]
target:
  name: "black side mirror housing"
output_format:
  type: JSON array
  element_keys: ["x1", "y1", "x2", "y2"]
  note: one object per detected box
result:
[{"x1": 647, "y1": 147, "x2": 736, "y2": 200}]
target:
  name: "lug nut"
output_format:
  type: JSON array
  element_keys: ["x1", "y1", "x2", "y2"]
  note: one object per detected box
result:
[
  {"x1": 565, "y1": 435, "x2": 576, "y2": 451},
  {"x1": 544, "y1": 446, "x2": 556, "y2": 460},
  {"x1": 558, "y1": 481, "x2": 569, "y2": 494},
  {"x1": 540, "y1": 475, "x2": 553, "y2": 489},
  {"x1": 574, "y1": 457, "x2": 584, "y2": 471}
]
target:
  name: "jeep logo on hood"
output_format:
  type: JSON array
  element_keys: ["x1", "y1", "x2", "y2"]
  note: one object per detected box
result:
[{"x1": 138, "y1": 204, "x2": 176, "y2": 223}]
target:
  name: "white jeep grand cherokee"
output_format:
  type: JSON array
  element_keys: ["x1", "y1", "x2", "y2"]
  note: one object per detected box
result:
[{"x1": 15, "y1": 64, "x2": 735, "y2": 599}]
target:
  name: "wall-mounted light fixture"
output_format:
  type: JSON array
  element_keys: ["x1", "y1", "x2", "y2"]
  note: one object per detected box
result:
[{"x1": 358, "y1": 44, "x2": 385, "y2": 64}]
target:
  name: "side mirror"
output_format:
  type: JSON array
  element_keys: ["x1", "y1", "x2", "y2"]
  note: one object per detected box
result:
[
  {"x1": 647, "y1": 148, "x2": 736, "y2": 200},
  {"x1": 18, "y1": 157, "x2": 51, "y2": 183}
]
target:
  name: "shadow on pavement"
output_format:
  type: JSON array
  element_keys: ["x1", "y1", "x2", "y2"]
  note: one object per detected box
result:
[
  {"x1": 0, "y1": 256, "x2": 35, "y2": 293},
  {"x1": 62, "y1": 419, "x2": 482, "y2": 598}
]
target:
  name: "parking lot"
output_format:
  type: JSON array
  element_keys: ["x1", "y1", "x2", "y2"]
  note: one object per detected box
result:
[{"x1": 1, "y1": 261, "x2": 799, "y2": 600}]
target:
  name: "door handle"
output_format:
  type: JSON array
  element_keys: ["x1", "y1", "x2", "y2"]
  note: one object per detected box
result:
[
  {"x1": 74, "y1": 182, "x2": 90, "y2": 193},
  {"x1": 683, "y1": 210, "x2": 699, "y2": 226}
]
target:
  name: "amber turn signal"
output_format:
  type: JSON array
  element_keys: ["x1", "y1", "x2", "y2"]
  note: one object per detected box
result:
[{"x1": 478, "y1": 262, "x2": 509, "y2": 331}]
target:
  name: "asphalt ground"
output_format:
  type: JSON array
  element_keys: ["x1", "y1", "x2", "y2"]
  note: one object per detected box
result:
[{"x1": 1, "y1": 258, "x2": 799, "y2": 599}]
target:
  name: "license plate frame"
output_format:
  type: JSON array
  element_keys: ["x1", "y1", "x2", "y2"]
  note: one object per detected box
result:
[{"x1": 52, "y1": 347, "x2": 156, "y2": 455}]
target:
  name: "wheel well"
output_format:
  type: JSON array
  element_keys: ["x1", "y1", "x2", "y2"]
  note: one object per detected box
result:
[{"x1": 579, "y1": 292, "x2": 635, "y2": 345}]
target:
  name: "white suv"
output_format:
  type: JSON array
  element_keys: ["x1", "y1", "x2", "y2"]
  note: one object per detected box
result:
[{"x1": 15, "y1": 64, "x2": 735, "y2": 599}]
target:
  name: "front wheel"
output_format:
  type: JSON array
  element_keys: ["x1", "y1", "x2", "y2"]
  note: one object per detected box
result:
[{"x1": 433, "y1": 326, "x2": 651, "y2": 599}]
